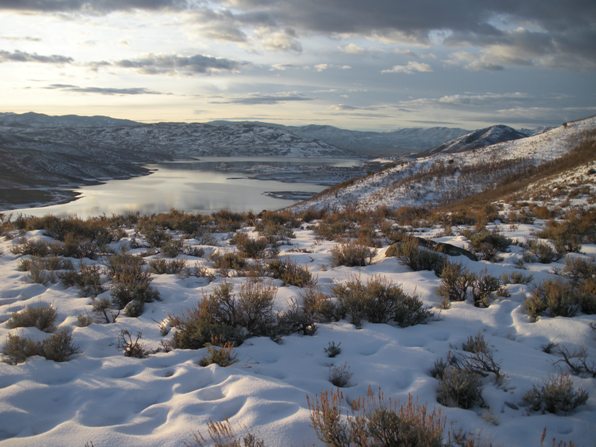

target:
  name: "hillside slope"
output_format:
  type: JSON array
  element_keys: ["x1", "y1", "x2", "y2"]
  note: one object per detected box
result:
[
  {"x1": 297, "y1": 116, "x2": 596, "y2": 211},
  {"x1": 426, "y1": 125, "x2": 527, "y2": 155}
]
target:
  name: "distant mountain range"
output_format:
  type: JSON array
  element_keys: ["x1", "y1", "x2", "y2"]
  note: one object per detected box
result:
[
  {"x1": 0, "y1": 111, "x2": 542, "y2": 210},
  {"x1": 0, "y1": 112, "x2": 137, "y2": 128},
  {"x1": 210, "y1": 122, "x2": 470, "y2": 156}
]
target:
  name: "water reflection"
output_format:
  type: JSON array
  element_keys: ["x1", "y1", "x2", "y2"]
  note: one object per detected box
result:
[{"x1": 10, "y1": 159, "x2": 343, "y2": 217}]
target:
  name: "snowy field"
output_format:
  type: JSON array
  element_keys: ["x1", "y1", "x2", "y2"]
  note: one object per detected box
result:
[{"x1": 0, "y1": 207, "x2": 594, "y2": 446}]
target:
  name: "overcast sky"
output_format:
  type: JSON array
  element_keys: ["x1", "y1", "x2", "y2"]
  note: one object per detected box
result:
[{"x1": 1, "y1": 0, "x2": 595, "y2": 130}]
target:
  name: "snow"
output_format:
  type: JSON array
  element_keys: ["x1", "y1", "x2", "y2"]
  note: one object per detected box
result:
[
  {"x1": 0, "y1": 217, "x2": 594, "y2": 446},
  {"x1": 298, "y1": 116, "x2": 596, "y2": 211},
  {"x1": 0, "y1": 114, "x2": 595, "y2": 446}
]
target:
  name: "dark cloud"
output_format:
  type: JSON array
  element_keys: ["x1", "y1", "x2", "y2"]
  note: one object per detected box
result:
[
  {"x1": 221, "y1": 0, "x2": 596, "y2": 68},
  {"x1": 3, "y1": 1, "x2": 593, "y2": 67},
  {"x1": 213, "y1": 94, "x2": 312, "y2": 105},
  {"x1": 0, "y1": 0, "x2": 186, "y2": 12},
  {"x1": 114, "y1": 54, "x2": 244, "y2": 75},
  {"x1": 45, "y1": 83, "x2": 163, "y2": 95},
  {"x1": 223, "y1": 0, "x2": 595, "y2": 36},
  {"x1": 0, "y1": 49, "x2": 72, "y2": 64}
]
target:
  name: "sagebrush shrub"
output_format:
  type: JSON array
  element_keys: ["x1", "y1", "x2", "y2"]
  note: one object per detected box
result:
[
  {"x1": 523, "y1": 374, "x2": 588, "y2": 414},
  {"x1": 188, "y1": 420, "x2": 265, "y2": 447},
  {"x1": 331, "y1": 241, "x2": 374, "y2": 267},
  {"x1": 160, "y1": 239, "x2": 183, "y2": 258},
  {"x1": 41, "y1": 329, "x2": 79, "y2": 362},
  {"x1": 236, "y1": 281, "x2": 276, "y2": 336},
  {"x1": 267, "y1": 259, "x2": 314, "y2": 287},
  {"x1": 471, "y1": 271, "x2": 500, "y2": 308},
  {"x1": 394, "y1": 294, "x2": 433, "y2": 328},
  {"x1": 301, "y1": 286, "x2": 338, "y2": 323},
  {"x1": 232, "y1": 233, "x2": 270, "y2": 259},
  {"x1": 308, "y1": 388, "x2": 444, "y2": 447},
  {"x1": 199, "y1": 342, "x2": 237, "y2": 367},
  {"x1": 210, "y1": 251, "x2": 246, "y2": 271},
  {"x1": 333, "y1": 276, "x2": 430, "y2": 327},
  {"x1": 275, "y1": 300, "x2": 317, "y2": 336},
  {"x1": 109, "y1": 253, "x2": 159, "y2": 314},
  {"x1": 329, "y1": 362, "x2": 353, "y2": 387},
  {"x1": 467, "y1": 230, "x2": 511, "y2": 260},
  {"x1": 525, "y1": 280, "x2": 585, "y2": 320},
  {"x1": 500, "y1": 271, "x2": 533, "y2": 284},
  {"x1": 61, "y1": 232, "x2": 98, "y2": 259},
  {"x1": 92, "y1": 297, "x2": 120, "y2": 323},
  {"x1": 462, "y1": 333, "x2": 489, "y2": 354},
  {"x1": 527, "y1": 240, "x2": 559, "y2": 263},
  {"x1": 391, "y1": 236, "x2": 445, "y2": 274},
  {"x1": 173, "y1": 281, "x2": 277, "y2": 349},
  {"x1": 439, "y1": 262, "x2": 474, "y2": 307},
  {"x1": 6, "y1": 304, "x2": 57, "y2": 332},
  {"x1": 149, "y1": 258, "x2": 186, "y2": 274},
  {"x1": 60, "y1": 264, "x2": 103, "y2": 297},
  {"x1": 3, "y1": 330, "x2": 79, "y2": 364},
  {"x1": 2, "y1": 334, "x2": 40, "y2": 364},
  {"x1": 11, "y1": 239, "x2": 55, "y2": 257},
  {"x1": 118, "y1": 330, "x2": 147, "y2": 358},
  {"x1": 76, "y1": 313, "x2": 93, "y2": 327},
  {"x1": 324, "y1": 341, "x2": 342, "y2": 358},
  {"x1": 563, "y1": 256, "x2": 595, "y2": 283},
  {"x1": 436, "y1": 366, "x2": 483, "y2": 409}
]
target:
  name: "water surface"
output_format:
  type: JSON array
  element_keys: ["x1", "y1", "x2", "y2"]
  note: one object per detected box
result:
[{"x1": 10, "y1": 157, "x2": 356, "y2": 217}]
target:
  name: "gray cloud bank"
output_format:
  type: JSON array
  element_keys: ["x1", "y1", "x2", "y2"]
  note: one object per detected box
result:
[
  {"x1": 0, "y1": 48, "x2": 244, "y2": 76},
  {"x1": 114, "y1": 54, "x2": 244, "y2": 75},
  {"x1": 46, "y1": 84, "x2": 163, "y2": 95},
  {"x1": 1, "y1": 1, "x2": 593, "y2": 68},
  {"x1": 0, "y1": 49, "x2": 72, "y2": 63}
]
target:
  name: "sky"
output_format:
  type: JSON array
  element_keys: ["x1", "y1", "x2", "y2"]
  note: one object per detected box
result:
[{"x1": 0, "y1": 0, "x2": 595, "y2": 130}]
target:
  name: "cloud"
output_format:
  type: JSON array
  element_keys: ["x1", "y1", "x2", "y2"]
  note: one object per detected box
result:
[
  {"x1": 437, "y1": 92, "x2": 529, "y2": 105},
  {"x1": 221, "y1": 1, "x2": 596, "y2": 69},
  {"x1": 213, "y1": 94, "x2": 313, "y2": 105},
  {"x1": 191, "y1": 8, "x2": 249, "y2": 43},
  {"x1": 0, "y1": 35, "x2": 41, "y2": 42},
  {"x1": 340, "y1": 43, "x2": 365, "y2": 54},
  {"x1": 113, "y1": 53, "x2": 245, "y2": 75},
  {"x1": 5, "y1": 1, "x2": 594, "y2": 69},
  {"x1": 0, "y1": 0, "x2": 186, "y2": 13},
  {"x1": 0, "y1": 49, "x2": 72, "y2": 64},
  {"x1": 381, "y1": 61, "x2": 432, "y2": 74},
  {"x1": 400, "y1": 92, "x2": 532, "y2": 108},
  {"x1": 45, "y1": 84, "x2": 164, "y2": 95},
  {"x1": 254, "y1": 27, "x2": 302, "y2": 52},
  {"x1": 314, "y1": 64, "x2": 328, "y2": 72}
]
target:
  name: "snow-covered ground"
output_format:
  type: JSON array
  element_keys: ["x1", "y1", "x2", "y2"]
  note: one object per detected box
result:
[
  {"x1": 0, "y1": 209, "x2": 594, "y2": 446},
  {"x1": 299, "y1": 116, "x2": 596, "y2": 211}
]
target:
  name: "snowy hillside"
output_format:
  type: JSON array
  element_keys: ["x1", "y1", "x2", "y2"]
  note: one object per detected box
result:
[
  {"x1": 426, "y1": 125, "x2": 527, "y2": 155},
  {"x1": 298, "y1": 116, "x2": 596, "y2": 211}
]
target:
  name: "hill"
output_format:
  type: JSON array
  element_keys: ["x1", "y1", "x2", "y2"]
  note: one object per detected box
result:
[
  {"x1": 297, "y1": 116, "x2": 596, "y2": 211},
  {"x1": 425, "y1": 124, "x2": 527, "y2": 155}
]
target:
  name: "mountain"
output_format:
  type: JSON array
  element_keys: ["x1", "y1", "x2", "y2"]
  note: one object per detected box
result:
[
  {"x1": 0, "y1": 112, "x2": 138, "y2": 128},
  {"x1": 425, "y1": 125, "x2": 527, "y2": 155},
  {"x1": 0, "y1": 117, "x2": 345, "y2": 209},
  {"x1": 287, "y1": 124, "x2": 468, "y2": 156},
  {"x1": 209, "y1": 121, "x2": 469, "y2": 156},
  {"x1": 295, "y1": 116, "x2": 596, "y2": 212}
]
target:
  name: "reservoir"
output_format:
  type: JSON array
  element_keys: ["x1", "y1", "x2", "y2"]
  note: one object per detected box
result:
[{"x1": 8, "y1": 157, "x2": 361, "y2": 218}]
